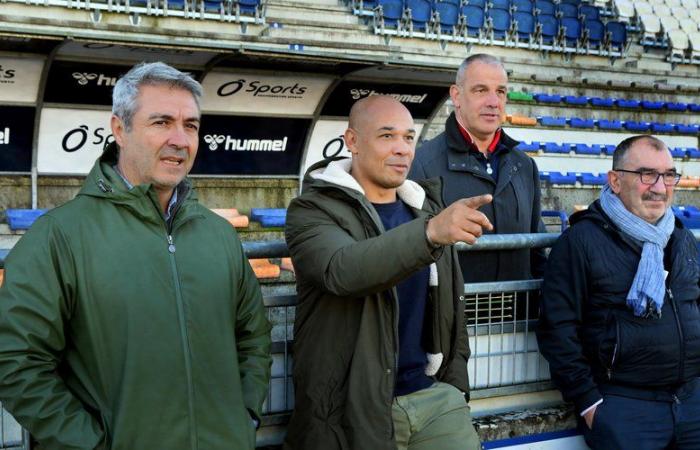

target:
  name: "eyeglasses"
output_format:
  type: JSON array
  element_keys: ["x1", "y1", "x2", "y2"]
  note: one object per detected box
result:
[{"x1": 614, "y1": 169, "x2": 681, "y2": 186}]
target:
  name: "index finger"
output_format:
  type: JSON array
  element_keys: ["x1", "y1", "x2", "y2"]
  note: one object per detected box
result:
[{"x1": 461, "y1": 194, "x2": 493, "y2": 209}]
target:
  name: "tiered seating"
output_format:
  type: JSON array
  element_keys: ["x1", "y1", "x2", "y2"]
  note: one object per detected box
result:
[
  {"x1": 366, "y1": 0, "x2": 630, "y2": 54},
  {"x1": 516, "y1": 141, "x2": 700, "y2": 160},
  {"x1": 511, "y1": 90, "x2": 700, "y2": 112},
  {"x1": 529, "y1": 115, "x2": 700, "y2": 134},
  {"x1": 5, "y1": 0, "x2": 266, "y2": 24},
  {"x1": 540, "y1": 171, "x2": 610, "y2": 186}
]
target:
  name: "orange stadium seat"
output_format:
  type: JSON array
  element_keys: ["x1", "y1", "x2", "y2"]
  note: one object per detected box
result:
[
  {"x1": 280, "y1": 257, "x2": 295, "y2": 273},
  {"x1": 508, "y1": 114, "x2": 538, "y2": 126},
  {"x1": 679, "y1": 176, "x2": 700, "y2": 188},
  {"x1": 0, "y1": 269, "x2": 4, "y2": 287},
  {"x1": 249, "y1": 258, "x2": 281, "y2": 279},
  {"x1": 210, "y1": 208, "x2": 250, "y2": 228}
]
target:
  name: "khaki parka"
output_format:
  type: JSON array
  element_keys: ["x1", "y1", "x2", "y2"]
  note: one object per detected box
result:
[
  {"x1": 283, "y1": 158, "x2": 470, "y2": 450},
  {"x1": 0, "y1": 144, "x2": 272, "y2": 450}
]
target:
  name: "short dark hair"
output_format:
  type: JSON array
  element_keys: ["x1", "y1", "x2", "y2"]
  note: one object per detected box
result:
[
  {"x1": 455, "y1": 54, "x2": 506, "y2": 86},
  {"x1": 612, "y1": 135, "x2": 668, "y2": 169}
]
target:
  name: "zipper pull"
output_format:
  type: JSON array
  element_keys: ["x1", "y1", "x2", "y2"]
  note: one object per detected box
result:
[{"x1": 167, "y1": 235, "x2": 176, "y2": 253}]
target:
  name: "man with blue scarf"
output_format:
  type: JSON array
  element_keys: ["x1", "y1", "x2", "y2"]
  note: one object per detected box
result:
[{"x1": 537, "y1": 135, "x2": 700, "y2": 450}]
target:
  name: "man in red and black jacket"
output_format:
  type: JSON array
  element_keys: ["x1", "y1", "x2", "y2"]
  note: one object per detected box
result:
[{"x1": 409, "y1": 53, "x2": 546, "y2": 283}]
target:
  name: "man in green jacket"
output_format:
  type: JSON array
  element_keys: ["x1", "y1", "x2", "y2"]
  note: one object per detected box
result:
[
  {"x1": 0, "y1": 62, "x2": 271, "y2": 450},
  {"x1": 284, "y1": 96, "x2": 487, "y2": 450}
]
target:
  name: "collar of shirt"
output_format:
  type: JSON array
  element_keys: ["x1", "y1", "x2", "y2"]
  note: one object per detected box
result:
[
  {"x1": 113, "y1": 164, "x2": 179, "y2": 220},
  {"x1": 455, "y1": 116, "x2": 502, "y2": 155}
]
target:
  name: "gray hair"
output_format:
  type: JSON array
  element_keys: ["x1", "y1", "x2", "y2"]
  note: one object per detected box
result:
[
  {"x1": 112, "y1": 62, "x2": 203, "y2": 130},
  {"x1": 613, "y1": 135, "x2": 669, "y2": 169},
  {"x1": 455, "y1": 54, "x2": 506, "y2": 86}
]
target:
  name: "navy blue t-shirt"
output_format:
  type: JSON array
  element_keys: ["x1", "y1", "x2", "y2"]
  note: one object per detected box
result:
[{"x1": 372, "y1": 199, "x2": 434, "y2": 397}]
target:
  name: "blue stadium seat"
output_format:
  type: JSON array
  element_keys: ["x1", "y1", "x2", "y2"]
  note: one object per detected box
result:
[
  {"x1": 362, "y1": 0, "x2": 379, "y2": 9},
  {"x1": 251, "y1": 208, "x2": 287, "y2": 227},
  {"x1": 544, "y1": 142, "x2": 570, "y2": 153},
  {"x1": 569, "y1": 117, "x2": 595, "y2": 128},
  {"x1": 665, "y1": 102, "x2": 688, "y2": 111},
  {"x1": 580, "y1": 172, "x2": 607, "y2": 185},
  {"x1": 539, "y1": 171, "x2": 551, "y2": 181},
  {"x1": 564, "y1": 95, "x2": 588, "y2": 105},
  {"x1": 583, "y1": 19, "x2": 605, "y2": 50},
  {"x1": 167, "y1": 0, "x2": 187, "y2": 8},
  {"x1": 406, "y1": 0, "x2": 433, "y2": 31},
  {"x1": 377, "y1": 0, "x2": 404, "y2": 28},
  {"x1": 670, "y1": 148, "x2": 687, "y2": 158},
  {"x1": 490, "y1": 0, "x2": 510, "y2": 11},
  {"x1": 688, "y1": 148, "x2": 700, "y2": 159},
  {"x1": 487, "y1": 7, "x2": 512, "y2": 39},
  {"x1": 537, "y1": 14, "x2": 559, "y2": 45},
  {"x1": 590, "y1": 96, "x2": 614, "y2": 107},
  {"x1": 435, "y1": 2, "x2": 460, "y2": 34},
  {"x1": 673, "y1": 206, "x2": 700, "y2": 230},
  {"x1": 237, "y1": 0, "x2": 260, "y2": 14},
  {"x1": 548, "y1": 171, "x2": 577, "y2": 184},
  {"x1": 676, "y1": 123, "x2": 700, "y2": 134},
  {"x1": 533, "y1": 93, "x2": 562, "y2": 103},
  {"x1": 606, "y1": 21, "x2": 627, "y2": 52},
  {"x1": 464, "y1": 0, "x2": 486, "y2": 7},
  {"x1": 604, "y1": 144, "x2": 616, "y2": 155},
  {"x1": 6, "y1": 209, "x2": 48, "y2": 231},
  {"x1": 624, "y1": 121, "x2": 650, "y2": 131},
  {"x1": 575, "y1": 143, "x2": 601, "y2": 155},
  {"x1": 579, "y1": 4, "x2": 599, "y2": 21},
  {"x1": 511, "y1": 0, "x2": 533, "y2": 13},
  {"x1": 534, "y1": 0, "x2": 555, "y2": 16},
  {"x1": 597, "y1": 119, "x2": 622, "y2": 130},
  {"x1": 557, "y1": 2, "x2": 578, "y2": 18},
  {"x1": 650, "y1": 122, "x2": 675, "y2": 133},
  {"x1": 540, "y1": 116, "x2": 567, "y2": 126},
  {"x1": 460, "y1": 4, "x2": 485, "y2": 36},
  {"x1": 541, "y1": 209, "x2": 569, "y2": 231},
  {"x1": 641, "y1": 100, "x2": 665, "y2": 110},
  {"x1": 515, "y1": 141, "x2": 541, "y2": 152},
  {"x1": 615, "y1": 98, "x2": 640, "y2": 108},
  {"x1": 202, "y1": 0, "x2": 222, "y2": 11},
  {"x1": 513, "y1": 11, "x2": 535, "y2": 41},
  {"x1": 441, "y1": 0, "x2": 460, "y2": 4},
  {"x1": 688, "y1": 103, "x2": 700, "y2": 112},
  {"x1": 559, "y1": 0, "x2": 581, "y2": 4},
  {"x1": 560, "y1": 16, "x2": 582, "y2": 47}
]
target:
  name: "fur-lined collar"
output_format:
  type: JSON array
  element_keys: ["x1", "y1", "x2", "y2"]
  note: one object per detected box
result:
[{"x1": 309, "y1": 158, "x2": 426, "y2": 209}]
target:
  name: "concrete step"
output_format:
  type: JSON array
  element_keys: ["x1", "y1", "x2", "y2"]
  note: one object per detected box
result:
[{"x1": 265, "y1": 0, "x2": 362, "y2": 27}]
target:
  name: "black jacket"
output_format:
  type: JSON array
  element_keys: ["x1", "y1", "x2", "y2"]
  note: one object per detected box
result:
[
  {"x1": 537, "y1": 201, "x2": 700, "y2": 414},
  {"x1": 409, "y1": 113, "x2": 546, "y2": 283}
]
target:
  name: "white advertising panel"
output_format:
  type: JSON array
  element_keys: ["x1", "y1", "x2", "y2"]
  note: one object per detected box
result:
[
  {"x1": 301, "y1": 120, "x2": 424, "y2": 176},
  {"x1": 201, "y1": 72, "x2": 332, "y2": 115},
  {"x1": 37, "y1": 108, "x2": 113, "y2": 175},
  {"x1": 0, "y1": 57, "x2": 44, "y2": 103}
]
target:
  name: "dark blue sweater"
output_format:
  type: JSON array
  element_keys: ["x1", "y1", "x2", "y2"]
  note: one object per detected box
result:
[{"x1": 372, "y1": 199, "x2": 434, "y2": 397}]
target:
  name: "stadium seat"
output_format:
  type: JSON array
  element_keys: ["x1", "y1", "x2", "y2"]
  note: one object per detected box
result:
[
  {"x1": 560, "y1": 0, "x2": 582, "y2": 5},
  {"x1": 166, "y1": 0, "x2": 187, "y2": 9},
  {"x1": 561, "y1": 16, "x2": 582, "y2": 47},
  {"x1": 654, "y1": 4, "x2": 673, "y2": 17},
  {"x1": 668, "y1": 29, "x2": 691, "y2": 59},
  {"x1": 575, "y1": 143, "x2": 602, "y2": 154},
  {"x1": 583, "y1": 18, "x2": 605, "y2": 49},
  {"x1": 688, "y1": 31, "x2": 700, "y2": 60},
  {"x1": 678, "y1": 176, "x2": 700, "y2": 187},
  {"x1": 651, "y1": 122, "x2": 676, "y2": 132},
  {"x1": 6, "y1": 209, "x2": 48, "y2": 231},
  {"x1": 534, "y1": 93, "x2": 562, "y2": 103},
  {"x1": 406, "y1": 0, "x2": 433, "y2": 32},
  {"x1": 539, "y1": 171, "x2": 551, "y2": 181},
  {"x1": 614, "y1": 0, "x2": 635, "y2": 21},
  {"x1": 211, "y1": 208, "x2": 250, "y2": 228},
  {"x1": 624, "y1": 121, "x2": 651, "y2": 131},
  {"x1": 590, "y1": 96, "x2": 615, "y2": 107},
  {"x1": 535, "y1": 0, "x2": 556, "y2": 15},
  {"x1": 464, "y1": 0, "x2": 487, "y2": 8},
  {"x1": 659, "y1": 14, "x2": 681, "y2": 31},
  {"x1": 615, "y1": 98, "x2": 640, "y2": 108},
  {"x1": 375, "y1": 0, "x2": 404, "y2": 29},
  {"x1": 237, "y1": 0, "x2": 260, "y2": 14},
  {"x1": 564, "y1": 95, "x2": 589, "y2": 105},
  {"x1": 579, "y1": 4, "x2": 600, "y2": 20},
  {"x1": 580, "y1": 172, "x2": 607, "y2": 185},
  {"x1": 569, "y1": 117, "x2": 595, "y2": 128},
  {"x1": 639, "y1": 14, "x2": 663, "y2": 43},
  {"x1": 635, "y1": 1, "x2": 654, "y2": 15},
  {"x1": 605, "y1": 21, "x2": 628, "y2": 52},
  {"x1": 490, "y1": 0, "x2": 511, "y2": 10},
  {"x1": 666, "y1": 0, "x2": 682, "y2": 7},
  {"x1": 434, "y1": 1, "x2": 460, "y2": 34},
  {"x1": 460, "y1": 4, "x2": 486, "y2": 36},
  {"x1": 508, "y1": 115, "x2": 538, "y2": 125},
  {"x1": 557, "y1": 2, "x2": 579, "y2": 18},
  {"x1": 681, "y1": 0, "x2": 698, "y2": 9},
  {"x1": 597, "y1": 119, "x2": 623, "y2": 129},
  {"x1": 675, "y1": 123, "x2": 700, "y2": 133},
  {"x1": 671, "y1": 147, "x2": 687, "y2": 158},
  {"x1": 604, "y1": 144, "x2": 616, "y2": 155},
  {"x1": 515, "y1": 141, "x2": 541, "y2": 151},
  {"x1": 251, "y1": 208, "x2": 287, "y2": 227},
  {"x1": 507, "y1": 91, "x2": 534, "y2": 101},
  {"x1": 249, "y1": 258, "x2": 281, "y2": 279},
  {"x1": 513, "y1": 11, "x2": 536, "y2": 41},
  {"x1": 548, "y1": 171, "x2": 577, "y2": 184},
  {"x1": 689, "y1": 103, "x2": 700, "y2": 112},
  {"x1": 543, "y1": 142, "x2": 570, "y2": 153},
  {"x1": 536, "y1": 14, "x2": 559, "y2": 45},
  {"x1": 688, "y1": 148, "x2": 700, "y2": 158},
  {"x1": 486, "y1": 7, "x2": 512, "y2": 40},
  {"x1": 539, "y1": 116, "x2": 567, "y2": 126},
  {"x1": 665, "y1": 101, "x2": 688, "y2": 111},
  {"x1": 641, "y1": 100, "x2": 665, "y2": 109},
  {"x1": 679, "y1": 18, "x2": 698, "y2": 34},
  {"x1": 512, "y1": 0, "x2": 533, "y2": 13},
  {"x1": 672, "y1": 6, "x2": 690, "y2": 18}
]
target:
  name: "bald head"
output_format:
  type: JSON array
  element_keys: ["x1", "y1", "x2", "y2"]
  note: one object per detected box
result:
[{"x1": 344, "y1": 95, "x2": 416, "y2": 203}]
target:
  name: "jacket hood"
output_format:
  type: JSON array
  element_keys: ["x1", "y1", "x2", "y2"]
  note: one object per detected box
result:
[
  {"x1": 303, "y1": 157, "x2": 432, "y2": 210},
  {"x1": 77, "y1": 142, "x2": 196, "y2": 224}
]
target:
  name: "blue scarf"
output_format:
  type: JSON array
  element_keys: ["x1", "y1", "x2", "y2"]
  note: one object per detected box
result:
[{"x1": 599, "y1": 184, "x2": 675, "y2": 317}]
